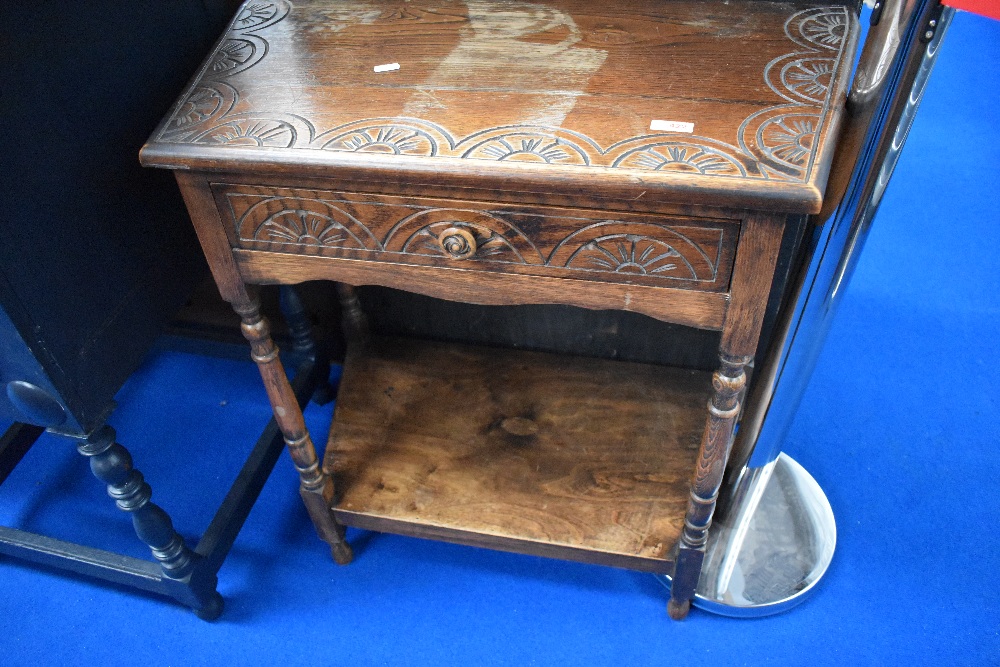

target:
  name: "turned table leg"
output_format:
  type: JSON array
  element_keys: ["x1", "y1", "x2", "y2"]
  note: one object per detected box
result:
[
  {"x1": 666, "y1": 212, "x2": 786, "y2": 619},
  {"x1": 279, "y1": 285, "x2": 319, "y2": 358},
  {"x1": 77, "y1": 426, "x2": 223, "y2": 619},
  {"x1": 279, "y1": 286, "x2": 335, "y2": 406},
  {"x1": 335, "y1": 283, "x2": 369, "y2": 344},
  {"x1": 668, "y1": 354, "x2": 751, "y2": 619},
  {"x1": 234, "y1": 295, "x2": 353, "y2": 565}
]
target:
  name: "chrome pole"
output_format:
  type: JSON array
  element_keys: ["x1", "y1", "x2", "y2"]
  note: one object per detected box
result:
[
  {"x1": 740, "y1": 0, "x2": 954, "y2": 475},
  {"x1": 658, "y1": 0, "x2": 955, "y2": 616}
]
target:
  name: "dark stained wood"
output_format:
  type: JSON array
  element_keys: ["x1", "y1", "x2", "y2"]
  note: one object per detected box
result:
[
  {"x1": 179, "y1": 170, "x2": 764, "y2": 220},
  {"x1": 76, "y1": 426, "x2": 224, "y2": 619},
  {"x1": 721, "y1": 212, "x2": 789, "y2": 355},
  {"x1": 142, "y1": 0, "x2": 859, "y2": 214},
  {"x1": 325, "y1": 336, "x2": 714, "y2": 572},
  {"x1": 175, "y1": 172, "x2": 251, "y2": 305},
  {"x1": 233, "y1": 248, "x2": 730, "y2": 330},
  {"x1": 277, "y1": 285, "x2": 318, "y2": 357},
  {"x1": 335, "y1": 283, "x2": 370, "y2": 343},
  {"x1": 356, "y1": 287, "x2": 725, "y2": 370},
  {"x1": 667, "y1": 211, "x2": 786, "y2": 619},
  {"x1": 145, "y1": 0, "x2": 861, "y2": 619},
  {"x1": 0, "y1": 424, "x2": 44, "y2": 487},
  {"x1": 168, "y1": 279, "x2": 729, "y2": 371},
  {"x1": 211, "y1": 183, "x2": 740, "y2": 293},
  {"x1": 668, "y1": 353, "x2": 750, "y2": 619},
  {"x1": 150, "y1": 150, "x2": 828, "y2": 215}
]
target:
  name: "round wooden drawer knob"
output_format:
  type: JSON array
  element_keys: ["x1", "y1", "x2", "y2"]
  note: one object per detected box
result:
[{"x1": 438, "y1": 227, "x2": 477, "y2": 259}]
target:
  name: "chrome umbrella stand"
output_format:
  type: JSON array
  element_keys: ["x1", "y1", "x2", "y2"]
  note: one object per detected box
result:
[{"x1": 658, "y1": 0, "x2": 955, "y2": 617}]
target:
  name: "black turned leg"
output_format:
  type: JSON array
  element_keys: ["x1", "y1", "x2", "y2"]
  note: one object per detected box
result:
[
  {"x1": 279, "y1": 286, "x2": 335, "y2": 406},
  {"x1": 77, "y1": 426, "x2": 223, "y2": 620}
]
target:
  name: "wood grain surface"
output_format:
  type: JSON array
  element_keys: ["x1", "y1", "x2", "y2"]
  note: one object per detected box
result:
[
  {"x1": 175, "y1": 172, "x2": 251, "y2": 304},
  {"x1": 146, "y1": 0, "x2": 859, "y2": 609},
  {"x1": 142, "y1": 0, "x2": 859, "y2": 213},
  {"x1": 212, "y1": 182, "x2": 740, "y2": 292},
  {"x1": 324, "y1": 336, "x2": 713, "y2": 571},
  {"x1": 720, "y1": 211, "x2": 787, "y2": 355}
]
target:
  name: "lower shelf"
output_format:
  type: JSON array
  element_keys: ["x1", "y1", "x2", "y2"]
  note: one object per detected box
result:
[{"x1": 324, "y1": 336, "x2": 712, "y2": 573}]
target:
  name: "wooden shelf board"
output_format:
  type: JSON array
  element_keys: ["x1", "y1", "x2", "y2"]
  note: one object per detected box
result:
[{"x1": 324, "y1": 336, "x2": 711, "y2": 572}]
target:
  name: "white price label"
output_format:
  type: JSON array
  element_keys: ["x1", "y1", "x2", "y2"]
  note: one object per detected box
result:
[{"x1": 650, "y1": 120, "x2": 695, "y2": 133}]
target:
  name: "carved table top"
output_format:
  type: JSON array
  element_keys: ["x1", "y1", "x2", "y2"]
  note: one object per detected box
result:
[
  {"x1": 142, "y1": 0, "x2": 858, "y2": 214},
  {"x1": 138, "y1": 1, "x2": 864, "y2": 608}
]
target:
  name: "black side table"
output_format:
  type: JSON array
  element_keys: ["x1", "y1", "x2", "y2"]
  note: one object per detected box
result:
[{"x1": 0, "y1": 1, "x2": 324, "y2": 619}]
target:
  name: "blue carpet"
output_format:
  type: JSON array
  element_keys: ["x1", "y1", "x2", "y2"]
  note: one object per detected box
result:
[{"x1": 1, "y1": 10, "x2": 998, "y2": 666}]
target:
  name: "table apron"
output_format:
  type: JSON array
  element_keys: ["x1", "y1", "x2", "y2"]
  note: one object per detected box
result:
[{"x1": 233, "y1": 248, "x2": 728, "y2": 331}]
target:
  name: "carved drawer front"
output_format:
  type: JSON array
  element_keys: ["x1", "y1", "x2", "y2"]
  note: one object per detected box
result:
[{"x1": 213, "y1": 184, "x2": 739, "y2": 292}]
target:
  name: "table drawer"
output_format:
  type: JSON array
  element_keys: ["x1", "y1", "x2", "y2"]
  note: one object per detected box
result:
[{"x1": 213, "y1": 184, "x2": 739, "y2": 292}]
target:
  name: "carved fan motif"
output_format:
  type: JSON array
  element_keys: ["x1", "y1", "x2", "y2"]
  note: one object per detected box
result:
[
  {"x1": 782, "y1": 59, "x2": 834, "y2": 101},
  {"x1": 211, "y1": 39, "x2": 256, "y2": 73},
  {"x1": 256, "y1": 210, "x2": 359, "y2": 247},
  {"x1": 198, "y1": 119, "x2": 297, "y2": 147},
  {"x1": 218, "y1": 186, "x2": 733, "y2": 286},
  {"x1": 550, "y1": 221, "x2": 722, "y2": 282},
  {"x1": 613, "y1": 144, "x2": 748, "y2": 176},
  {"x1": 234, "y1": 196, "x2": 382, "y2": 251},
  {"x1": 172, "y1": 87, "x2": 225, "y2": 129},
  {"x1": 236, "y1": 2, "x2": 282, "y2": 29},
  {"x1": 566, "y1": 235, "x2": 687, "y2": 277},
  {"x1": 759, "y1": 116, "x2": 817, "y2": 167},
  {"x1": 323, "y1": 125, "x2": 441, "y2": 156},
  {"x1": 480, "y1": 138, "x2": 574, "y2": 163},
  {"x1": 460, "y1": 133, "x2": 592, "y2": 166},
  {"x1": 799, "y1": 10, "x2": 848, "y2": 49}
]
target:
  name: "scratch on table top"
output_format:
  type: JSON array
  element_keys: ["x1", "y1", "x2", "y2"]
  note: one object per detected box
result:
[{"x1": 402, "y1": 0, "x2": 607, "y2": 126}]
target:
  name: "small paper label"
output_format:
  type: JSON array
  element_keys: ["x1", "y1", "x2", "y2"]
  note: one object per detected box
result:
[
  {"x1": 650, "y1": 119, "x2": 695, "y2": 133},
  {"x1": 373, "y1": 63, "x2": 400, "y2": 73}
]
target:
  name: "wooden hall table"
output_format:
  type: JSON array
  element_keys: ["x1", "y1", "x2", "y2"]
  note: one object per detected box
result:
[{"x1": 142, "y1": 0, "x2": 858, "y2": 619}]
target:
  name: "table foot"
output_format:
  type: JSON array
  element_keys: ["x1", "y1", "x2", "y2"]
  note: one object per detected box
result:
[
  {"x1": 667, "y1": 598, "x2": 690, "y2": 620},
  {"x1": 331, "y1": 540, "x2": 354, "y2": 565},
  {"x1": 657, "y1": 453, "x2": 836, "y2": 617},
  {"x1": 298, "y1": 474, "x2": 354, "y2": 566},
  {"x1": 311, "y1": 380, "x2": 337, "y2": 407},
  {"x1": 194, "y1": 591, "x2": 225, "y2": 621}
]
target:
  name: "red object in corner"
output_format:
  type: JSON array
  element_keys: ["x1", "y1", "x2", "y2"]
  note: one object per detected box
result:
[{"x1": 942, "y1": 0, "x2": 1000, "y2": 20}]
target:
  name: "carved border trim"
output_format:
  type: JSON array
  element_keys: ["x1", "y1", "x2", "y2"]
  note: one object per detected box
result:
[
  {"x1": 224, "y1": 189, "x2": 732, "y2": 285},
  {"x1": 159, "y1": 2, "x2": 851, "y2": 184}
]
